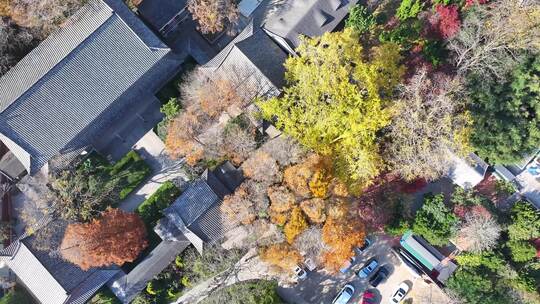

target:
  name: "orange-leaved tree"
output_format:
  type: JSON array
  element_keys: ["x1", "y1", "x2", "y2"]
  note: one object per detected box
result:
[
  {"x1": 60, "y1": 208, "x2": 148, "y2": 270},
  {"x1": 259, "y1": 242, "x2": 302, "y2": 271},
  {"x1": 322, "y1": 215, "x2": 366, "y2": 272}
]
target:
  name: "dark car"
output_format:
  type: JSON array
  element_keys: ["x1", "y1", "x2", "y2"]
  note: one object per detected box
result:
[
  {"x1": 356, "y1": 236, "x2": 373, "y2": 254},
  {"x1": 369, "y1": 266, "x2": 389, "y2": 287}
]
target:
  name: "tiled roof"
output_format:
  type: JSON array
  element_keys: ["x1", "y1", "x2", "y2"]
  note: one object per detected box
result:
[
  {"x1": 0, "y1": 0, "x2": 171, "y2": 175},
  {"x1": 0, "y1": 220, "x2": 119, "y2": 304},
  {"x1": 203, "y1": 22, "x2": 256, "y2": 69},
  {"x1": 202, "y1": 22, "x2": 287, "y2": 97},
  {"x1": 263, "y1": 0, "x2": 359, "y2": 47},
  {"x1": 187, "y1": 202, "x2": 237, "y2": 243},
  {"x1": 108, "y1": 239, "x2": 190, "y2": 303},
  {"x1": 162, "y1": 164, "x2": 243, "y2": 246},
  {"x1": 1, "y1": 242, "x2": 69, "y2": 304},
  {"x1": 0, "y1": 0, "x2": 113, "y2": 112},
  {"x1": 165, "y1": 179, "x2": 221, "y2": 226}
]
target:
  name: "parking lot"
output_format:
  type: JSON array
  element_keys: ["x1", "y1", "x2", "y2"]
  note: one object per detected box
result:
[{"x1": 277, "y1": 235, "x2": 452, "y2": 304}]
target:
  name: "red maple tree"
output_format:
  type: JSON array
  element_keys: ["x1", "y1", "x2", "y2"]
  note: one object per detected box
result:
[
  {"x1": 60, "y1": 208, "x2": 148, "y2": 270},
  {"x1": 433, "y1": 5, "x2": 461, "y2": 39}
]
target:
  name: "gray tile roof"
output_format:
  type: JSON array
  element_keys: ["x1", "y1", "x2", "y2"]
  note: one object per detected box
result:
[
  {"x1": 0, "y1": 0, "x2": 173, "y2": 175},
  {"x1": 201, "y1": 22, "x2": 287, "y2": 97},
  {"x1": 0, "y1": 0, "x2": 113, "y2": 113},
  {"x1": 187, "y1": 201, "x2": 236, "y2": 243},
  {"x1": 165, "y1": 179, "x2": 221, "y2": 226},
  {"x1": 263, "y1": 0, "x2": 359, "y2": 48},
  {"x1": 0, "y1": 241, "x2": 69, "y2": 304},
  {"x1": 161, "y1": 164, "x2": 243, "y2": 246},
  {"x1": 0, "y1": 237, "x2": 118, "y2": 304},
  {"x1": 108, "y1": 239, "x2": 190, "y2": 304}
]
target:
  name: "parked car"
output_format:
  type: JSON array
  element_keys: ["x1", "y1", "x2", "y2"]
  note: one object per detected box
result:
[
  {"x1": 369, "y1": 266, "x2": 389, "y2": 287},
  {"x1": 389, "y1": 282, "x2": 410, "y2": 303},
  {"x1": 359, "y1": 290, "x2": 376, "y2": 304},
  {"x1": 332, "y1": 284, "x2": 355, "y2": 304},
  {"x1": 340, "y1": 255, "x2": 357, "y2": 273},
  {"x1": 356, "y1": 236, "x2": 373, "y2": 254},
  {"x1": 293, "y1": 265, "x2": 307, "y2": 281},
  {"x1": 304, "y1": 258, "x2": 317, "y2": 271},
  {"x1": 357, "y1": 258, "x2": 378, "y2": 278}
]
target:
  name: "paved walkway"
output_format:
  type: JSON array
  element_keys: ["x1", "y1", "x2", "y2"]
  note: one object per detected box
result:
[
  {"x1": 118, "y1": 131, "x2": 189, "y2": 212},
  {"x1": 174, "y1": 248, "x2": 277, "y2": 304}
]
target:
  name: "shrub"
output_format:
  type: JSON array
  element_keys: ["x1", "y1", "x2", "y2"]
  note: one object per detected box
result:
[
  {"x1": 0, "y1": 286, "x2": 34, "y2": 304},
  {"x1": 446, "y1": 268, "x2": 510, "y2": 304},
  {"x1": 136, "y1": 181, "x2": 181, "y2": 227},
  {"x1": 346, "y1": 4, "x2": 375, "y2": 34},
  {"x1": 495, "y1": 180, "x2": 516, "y2": 195},
  {"x1": 379, "y1": 19, "x2": 422, "y2": 49},
  {"x1": 200, "y1": 280, "x2": 283, "y2": 304},
  {"x1": 157, "y1": 97, "x2": 182, "y2": 139},
  {"x1": 507, "y1": 201, "x2": 540, "y2": 241},
  {"x1": 384, "y1": 217, "x2": 411, "y2": 236},
  {"x1": 421, "y1": 40, "x2": 447, "y2": 66},
  {"x1": 110, "y1": 151, "x2": 152, "y2": 199},
  {"x1": 396, "y1": 0, "x2": 423, "y2": 21},
  {"x1": 161, "y1": 97, "x2": 181, "y2": 120},
  {"x1": 89, "y1": 287, "x2": 121, "y2": 304},
  {"x1": 507, "y1": 240, "x2": 537, "y2": 263}
]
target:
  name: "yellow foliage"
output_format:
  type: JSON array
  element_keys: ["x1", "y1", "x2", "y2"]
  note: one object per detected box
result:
[
  {"x1": 284, "y1": 207, "x2": 308, "y2": 244},
  {"x1": 259, "y1": 242, "x2": 302, "y2": 271},
  {"x1": 0, "y1": 0, "x2": 10, "y2": 16},
  {"x1": 258, "y1": 29, "x2": 404, "y2": 187},
  {"x1": 308, "y1": 170, "x2": 331, "y2": 198}
]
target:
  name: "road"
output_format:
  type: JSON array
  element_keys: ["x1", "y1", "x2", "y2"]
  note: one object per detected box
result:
[{"x1": 277, "y1": 235, "x2": 451, "y2": 304}]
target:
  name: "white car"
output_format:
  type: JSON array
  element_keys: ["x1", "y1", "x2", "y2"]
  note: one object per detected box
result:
[
  {"x1": 389, "y1": 282, "x2": 410, "y2": 303},
  {"x1": 293, "y1": 265, "x2": 307, "y2": 281},
  {"x1": 332, "y1": 284, "x2": 355, "y2": 304},
  {"x1": 304, "y1": 258, "x2": 317, "y2": 271}
]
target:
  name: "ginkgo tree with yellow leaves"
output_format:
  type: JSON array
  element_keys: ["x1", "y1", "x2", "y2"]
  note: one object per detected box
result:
[{"x1": 258, "y1": 28, "x2": 404, "y2": 189}]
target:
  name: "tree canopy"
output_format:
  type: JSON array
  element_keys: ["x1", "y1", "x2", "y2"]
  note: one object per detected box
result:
[
  {"x1": 60, "y1": 208, "x2": 148, "y2": 270},
  {"x1": 468, "y1": 56, "x2": 540, "y2": 164},
  {"x1": 258, "y1": 29, "x2": 404, "y2": 188},
  {"x1": 413, "y1": 194, "x2": 458, "y2": 246},
  {"x1": 385, "y1": 69, "x2": 471, "y2": 181},
  {"x1": 322, "y1": 213, "x2": 366, "y2": 271},
  {"x1": 201, "y1": 280, "x2": 283, "y2": 304}
]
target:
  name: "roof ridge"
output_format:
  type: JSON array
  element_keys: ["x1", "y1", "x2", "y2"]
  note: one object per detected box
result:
[{"x1": 201, "y1": 21, "x2": 255, "y2": 70}]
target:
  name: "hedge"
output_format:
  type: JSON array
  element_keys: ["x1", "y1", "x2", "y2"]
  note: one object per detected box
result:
[{"x1": 136, "y1": 181, "x2": 181, "y2": 227}]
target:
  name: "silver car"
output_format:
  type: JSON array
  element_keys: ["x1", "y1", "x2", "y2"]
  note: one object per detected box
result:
[{"x1": 332, "y1": 284, "x2": 355, "y2": 304}]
